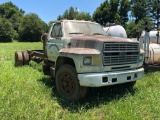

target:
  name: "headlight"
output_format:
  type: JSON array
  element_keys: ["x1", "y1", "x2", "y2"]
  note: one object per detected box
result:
[{"x1": 83, "y1": 57, "x2": 92, "y2": 65}]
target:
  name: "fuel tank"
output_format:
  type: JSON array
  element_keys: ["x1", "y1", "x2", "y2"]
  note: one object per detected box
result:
[
  {"x1": 141, "y1": 31, "x2": 160, "y2": 64},
  {"x1": 149, "y1": 31, "x2": 160, "y2": 43},
  {"x1": 149, "y1": 43, "x2": 160, "y2": 64},
  {"x1": 103, "y1": 25, "x2": 127, "y2": 38}
]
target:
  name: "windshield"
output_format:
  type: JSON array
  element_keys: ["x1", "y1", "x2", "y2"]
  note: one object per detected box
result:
[{"x1": 64, "y1": 21, "x2": 106, "y2": 36}]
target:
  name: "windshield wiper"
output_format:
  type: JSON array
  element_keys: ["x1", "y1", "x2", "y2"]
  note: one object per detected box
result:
[{"x1": 69, "y1": 32, "x2": 84, "y2": 35}]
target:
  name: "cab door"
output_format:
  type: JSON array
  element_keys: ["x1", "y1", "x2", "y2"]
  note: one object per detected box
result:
[{"x1": 46, "y1": 22, "x2": 63, "y2": 62}]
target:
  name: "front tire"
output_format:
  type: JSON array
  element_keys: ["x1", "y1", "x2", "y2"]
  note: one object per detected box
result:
[{"x1": 56, "y1": 65, "x2": 87, "y2": 101}]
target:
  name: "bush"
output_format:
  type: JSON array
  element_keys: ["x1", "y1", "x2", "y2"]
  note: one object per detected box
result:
[
  {"x1": 18, "y1": 13, "x2": 48, "y2": 42},
  {"x1": 0, "y1": 18, "x2": 18, "y2": 42}
]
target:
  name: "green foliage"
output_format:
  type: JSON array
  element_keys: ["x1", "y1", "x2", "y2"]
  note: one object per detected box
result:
[
  {"x1": 75, "y1": 12, "x2": 92, "y2": 21},
  {"x1": 0, "y1": 2, "x2": 24, "y2": 42},
  {"x1": 126, "y1": 17, "x2": 154, "y2": 38},
  {"x1": 57, "y1": 7, "x2": 78, "y2": 20},
  {"x1": 69, "y1": 7, "x2": 78, "y2": 20},
  {"x1": 114, "y1": 13, "x2": 121, "y2": 25},
  {"x1": 148, "y1": 0, "x2": 160, "y2": 29},
  {"x1": 48, "y1": 21, "x2": 53, "y2": 29},
  {"x1": 93, "y1": 0, "x2": 111, "y2": 25},
  {"x1": 93, "y1": 0, "x2": 130, "y2": 27},
  {"x1": 0, "y1": 2, "x2": 24, "y2": 31},
  {"x1": 0, "y1": 42, "x2": 160, "y2": 119},
  {"x1": 57, "y1": 15, "x2": 63, "y2": 20},
  {"x1": 119, "y1": 0, "x2": 130, "y2": 27},
  {"x1": 0, "y1": 18, "x2": 18, "y2": 42},
  {"x1": 63, "y1": 9, "x2": 69, "y2": 19},
  {"x1": 18, "y1": 13, "x2": 48, "y2": 42},
  {"x1": 126, "y1": 21, "x2": 137, "y2": 38},
  {"x1": 110, "y1": 0, "x2": 119, "y2": 23},
  {"x1": 0, "y1": 2, "x2": 47, "y2": 42},
  {"x1": 131, "y1": 0, "x2": 149, "y2": 24},
  {"x1": 93, "y1": 0, "x2": 157, "y2": 36},
  {"x1": 57, "y1": 7, "x2": 92, "y2": 21}
]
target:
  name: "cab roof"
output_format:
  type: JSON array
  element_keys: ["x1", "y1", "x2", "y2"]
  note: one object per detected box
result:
[{"x1": 52, "y1": 20, "x2": 98, "y2": 24}]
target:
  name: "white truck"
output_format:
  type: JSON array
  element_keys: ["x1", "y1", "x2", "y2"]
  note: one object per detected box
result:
[{"x1": 15, "y1": 20, "x2": 144, "y2": 101}]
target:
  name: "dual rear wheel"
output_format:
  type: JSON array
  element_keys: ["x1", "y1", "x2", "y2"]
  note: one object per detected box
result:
[{"x1": 15, "y1": 51, "x2": 30, "y2": 66}]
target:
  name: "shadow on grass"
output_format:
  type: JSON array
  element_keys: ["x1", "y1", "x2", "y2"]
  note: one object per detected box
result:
[{"x1": 38, "y1": 76, "x2": 137, "y2": 113}]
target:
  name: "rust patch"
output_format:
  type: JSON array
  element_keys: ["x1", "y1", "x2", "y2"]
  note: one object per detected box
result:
[{"x1": 70, "y1": 35, "x2": 138, "y2": 48}]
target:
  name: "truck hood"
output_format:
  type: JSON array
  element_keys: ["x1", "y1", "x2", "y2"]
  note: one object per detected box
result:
[{"x1": 70, "y1": 35, "x2": 138, "y2": 49}]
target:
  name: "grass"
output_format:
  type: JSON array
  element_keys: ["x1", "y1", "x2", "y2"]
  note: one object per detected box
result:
[{"x1": 0, "y1": 42, "x2": 160, "y2": 120}]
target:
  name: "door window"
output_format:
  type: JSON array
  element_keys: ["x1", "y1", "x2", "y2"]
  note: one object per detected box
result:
[{"x1": 51, "y1": 23, "x2": 62, "y2": 38}]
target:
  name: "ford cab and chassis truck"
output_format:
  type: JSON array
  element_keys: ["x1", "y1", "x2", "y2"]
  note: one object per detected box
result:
[{"x1": 15, "y1": 20, "x2": 144, "y2": 101}]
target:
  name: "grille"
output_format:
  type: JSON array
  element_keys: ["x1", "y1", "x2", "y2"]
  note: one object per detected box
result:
[{"x1": 103, "y1": 42, "x2": 139, "y2": 66}]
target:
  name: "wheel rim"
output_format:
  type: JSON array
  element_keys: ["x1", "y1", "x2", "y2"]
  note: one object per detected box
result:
[{"x1": 60, "y1": 72, "x2": 75, "y2": 95}]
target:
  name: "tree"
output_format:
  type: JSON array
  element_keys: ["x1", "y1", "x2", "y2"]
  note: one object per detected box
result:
[
  {"x1": 126, "y1": 17, "x2": 154, "y2": 38},
  {"x1": 148, "y1": 0, "x2": 160, "y2": 29},
  {"x1": 93, "y1": 0, "x2": 130, "y2": 26},
  {"x1": 57, "y1": 7, "x2": 91, "y2": 21},
  {"x1": 110, "y1": 0, "x2": 119, "y2": 23},
  {"x1": 119, "y1": 0, "x2": 130, "y2": 27},
  {"x1": 128, "y1": 0, "x2": 157, "y2": 37},
  {"x1": 131, "y1": 0, "x2": 149, "y2": 24},
  {"x1": 93, "y1": 0, "x2": 111, "y2": 25},
  {"x1": 0, "y1": 18, "x2": 18, "y2": 42},
  {"x1": 68, "y1": 7, "x2": 78, "y2": 20},
  {"x1": 75, "y1": 12, "x2": 92, "y2": 21},
  {"x1": 18, "y1": 13, "x2": 48, "y2": 42},
  {"x1": 0, "y1": 2, "x2": 24, "y2": 32},
  {"x1": 126, "y1": 20, "x2": 145, "y2": 38},
  {"x1": 63, "y1": 9, "x2": 69, "y2": 19},
  {"x1": 57, "y1": 7, "x2": 78, "y2": 20},
  {"x1": 48, "y1": 21, "x2": 53, "y2": 28},
  {"x1": 114, "y1": 13, "x2": 121, "y2": 25},
  {"x1": 126, "y1": 21, "x2": 136, "y2": 38},
  {"x1": 57, "y1": 15, "x2": 63, "y2": 20}
]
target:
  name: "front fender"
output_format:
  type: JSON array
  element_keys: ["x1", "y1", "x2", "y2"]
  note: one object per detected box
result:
[{"x1": 59, "y1": 48, "x2": 102, "y2": 73}]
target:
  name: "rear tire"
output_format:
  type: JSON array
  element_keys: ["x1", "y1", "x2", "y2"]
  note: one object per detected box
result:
[
  {"x1": 15, "y1": 51, "x2": 23, "y2": 67},
  {"x1": 22, "y1": 51, "x2": 30, "y2": 65},
  {"x1": 56, "y1": 64, "x2": 87, "y2": 101}
]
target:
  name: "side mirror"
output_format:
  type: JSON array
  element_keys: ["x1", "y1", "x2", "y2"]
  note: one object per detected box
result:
[{"x1": 41, "y1": 33, "x2": 48, "y2": 43}]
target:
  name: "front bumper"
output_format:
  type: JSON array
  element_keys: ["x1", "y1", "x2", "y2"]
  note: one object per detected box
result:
[{"x1": 78, "y1": 68, "x2": 144, "y2": 87}]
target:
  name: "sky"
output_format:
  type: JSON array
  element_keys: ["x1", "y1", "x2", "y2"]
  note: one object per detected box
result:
[{"x1": 0, "y1": 0, "x2": 105, "y2": 24}]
